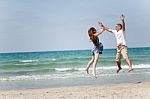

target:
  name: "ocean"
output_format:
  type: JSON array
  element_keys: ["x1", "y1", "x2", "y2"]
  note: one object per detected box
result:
[{"x1": 0, "y1": 47, "x2": 150, "y2": 90}]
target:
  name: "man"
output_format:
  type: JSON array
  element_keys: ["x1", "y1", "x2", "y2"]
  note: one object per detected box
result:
[{"x1": 101, "y1": 15, "x2": 133, "y2": 73}]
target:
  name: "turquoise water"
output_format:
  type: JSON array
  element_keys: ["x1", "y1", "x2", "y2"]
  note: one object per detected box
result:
[{"x1": 0, "y1": 47, "x2": 150, "y2": 81}]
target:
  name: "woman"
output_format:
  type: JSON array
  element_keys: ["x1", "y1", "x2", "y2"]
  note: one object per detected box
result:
[{"x1": 85, "y1": 23, "x2": 105, "y2": 78}]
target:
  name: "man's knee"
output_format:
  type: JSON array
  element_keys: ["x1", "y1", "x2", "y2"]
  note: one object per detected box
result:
[
  {"x1": 125, "y1": 57, "x2": 131, "y2": 63},
  {"x1": 116, "y1": 59, "x2": 121, "y2": 63},
  {"x1": 123, "y1": 55, "x2": 129, "y2": 60}
]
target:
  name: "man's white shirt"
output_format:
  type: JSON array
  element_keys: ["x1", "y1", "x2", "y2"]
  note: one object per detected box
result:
[{"x1": 112, "y1": 30, "x2": 127, "y2": 46}]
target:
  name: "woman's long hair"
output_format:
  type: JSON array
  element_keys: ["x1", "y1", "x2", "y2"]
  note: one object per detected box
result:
[{"x1": 88, "y1": 27, "x2": 99, "y2": 47}]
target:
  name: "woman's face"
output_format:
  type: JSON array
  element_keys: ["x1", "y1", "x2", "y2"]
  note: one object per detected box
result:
[{"x1": 93, "y1": 29, "x2": 96, "y2": 34}]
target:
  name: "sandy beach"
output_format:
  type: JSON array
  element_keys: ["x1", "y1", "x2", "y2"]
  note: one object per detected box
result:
[{"x1": 0, "y1": 82, "x2": 150, "y2": 99}]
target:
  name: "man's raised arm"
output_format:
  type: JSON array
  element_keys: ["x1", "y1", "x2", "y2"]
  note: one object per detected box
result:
[{"x1": 121, "y1": 14, "x2": 125, "y2": 32}]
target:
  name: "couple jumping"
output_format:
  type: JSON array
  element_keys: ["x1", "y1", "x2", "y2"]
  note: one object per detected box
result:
[{"x1": 85, "y1": 15, "x2": 133, "y2": 78}]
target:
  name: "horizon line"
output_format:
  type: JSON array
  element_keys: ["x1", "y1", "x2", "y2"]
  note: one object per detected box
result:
[{"x1": 0, "y1": 46, "x2": 150, "y2": 54}]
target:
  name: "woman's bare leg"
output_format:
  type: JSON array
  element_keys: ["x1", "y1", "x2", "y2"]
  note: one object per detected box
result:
[
  {"x1": 85, "y1": 55, "x2": 94, "y2": 74},
  {"x1": 92, "y1": 53, "x2": 99, "y2": 78}
]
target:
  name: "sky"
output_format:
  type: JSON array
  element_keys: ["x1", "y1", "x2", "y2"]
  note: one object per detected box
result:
[{"x1": 0, "y1": 0, "x2": 150, "y2": 53}]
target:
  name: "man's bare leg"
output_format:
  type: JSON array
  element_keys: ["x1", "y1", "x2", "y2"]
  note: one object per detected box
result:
[
  {"x1": 116, "y1": 60, "x2": 122, "y2": 73},
  {"x1": 116, "y1": 52, "x2": 122, "y2": 73},
  {"x1": 125, "y1": 58, "x2": 133, "y2": 72}
]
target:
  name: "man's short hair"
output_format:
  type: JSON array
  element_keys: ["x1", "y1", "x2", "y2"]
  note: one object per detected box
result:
[{"x1": 116, "y1": 24, "x2": 122, "y2": 29}]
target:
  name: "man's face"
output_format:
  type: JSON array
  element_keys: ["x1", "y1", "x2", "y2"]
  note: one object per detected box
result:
[{"x1": 116, "y1": 25, "x2": 121, "y2": 31}]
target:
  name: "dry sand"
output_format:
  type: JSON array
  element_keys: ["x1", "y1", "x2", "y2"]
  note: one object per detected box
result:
[{"x1": 0, "y1": 82, "x2": 150, "y2": 99}]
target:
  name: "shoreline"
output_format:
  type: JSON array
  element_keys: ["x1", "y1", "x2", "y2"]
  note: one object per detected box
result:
[
  {"x1": 0, "y1": 82, "x2": 150, "y2": 99},
  {"x1": 1, "y1": 72, "x2": 150, "y2": 90},
  {"x1": 1, "y1": 71, "x2": 150, "y2": 90}
]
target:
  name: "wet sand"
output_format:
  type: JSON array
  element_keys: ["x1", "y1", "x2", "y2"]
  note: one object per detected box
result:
[{"x1": 0, "y1": 82, "x2": 150, "y2": 99}]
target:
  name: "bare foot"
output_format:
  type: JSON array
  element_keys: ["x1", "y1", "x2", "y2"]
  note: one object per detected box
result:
[
  {"x1": 93, "y1": 75, "x2": 97, "y2": 78},
  {"x1": 85, "y1": 68, "x2": 89, "y2": 74},
  {"x1": 128, "y1": 68, "x2": 133, "y2": 72},
  {"x1": 117, "y1": 68, "x2": 122, "y2": 73},
  {"x1": 92, "y1": 73, "x2": 97, "y2": 78}
]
